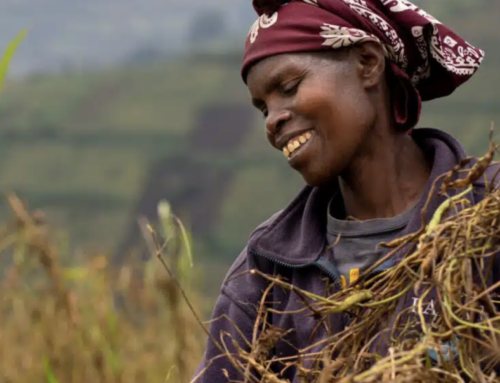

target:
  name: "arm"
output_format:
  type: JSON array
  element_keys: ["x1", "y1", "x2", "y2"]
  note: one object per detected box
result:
[
  {"x1": 191, "y1": 289, "x2": 257, "y2": 382},
  {"x1": 191, "y1": 248, "x2": 266, "y2": 383}
]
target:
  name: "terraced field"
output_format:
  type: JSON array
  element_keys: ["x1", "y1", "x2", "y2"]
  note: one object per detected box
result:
[{"x1": 0, "y1": 1, "x2": 498, "y2": 291}]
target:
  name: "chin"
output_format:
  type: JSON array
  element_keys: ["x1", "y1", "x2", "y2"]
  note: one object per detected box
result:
[
  {"x1": 293, "y1": 156, "x2": 343, "y2": 188},
  {"x1": 299, "y1": 170, "x2": 338, "y2": 188}
]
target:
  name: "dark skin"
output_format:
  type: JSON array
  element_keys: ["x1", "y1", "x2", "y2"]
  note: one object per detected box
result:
[{"x1": 246, "y1": 43, "x2": 431, "y2": 221}]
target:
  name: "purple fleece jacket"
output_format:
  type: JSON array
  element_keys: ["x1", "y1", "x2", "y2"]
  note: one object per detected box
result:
[{"x1": 192, "y1": 128, "x2": 500, "y2": 382}]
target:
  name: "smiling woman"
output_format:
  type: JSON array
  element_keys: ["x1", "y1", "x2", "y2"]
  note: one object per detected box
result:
[{"x1": 193, "y1": 1, "x2": 493, "y2": 382}]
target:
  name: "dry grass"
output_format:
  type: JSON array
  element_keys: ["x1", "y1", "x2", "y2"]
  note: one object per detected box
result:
[
  {"x1": 6, "y1": 132, "x2": 500, "y2": 383},
  {"x1": 0, "y1": 194, "x2": 205, "y2": 383}
]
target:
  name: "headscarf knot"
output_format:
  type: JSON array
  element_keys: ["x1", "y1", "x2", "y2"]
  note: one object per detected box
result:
[{"x1": 253, "y1": 0, "x2": 292, "y2": 15}]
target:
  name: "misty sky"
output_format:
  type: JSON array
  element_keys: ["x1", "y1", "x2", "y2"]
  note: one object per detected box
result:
[
  {"x1": 0, "y1": 0, "x2": 255, "y2": 76},
  {"x1": 0, "y1": 0, "x2": 461, "y2": 77}
]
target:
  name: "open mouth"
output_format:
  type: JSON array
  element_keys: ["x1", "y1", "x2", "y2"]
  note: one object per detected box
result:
[{"x1": 282, "y1": 130, "x2": 313, "y2": 159}]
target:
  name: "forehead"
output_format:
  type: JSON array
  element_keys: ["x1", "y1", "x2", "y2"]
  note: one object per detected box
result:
[
  {"x1": 246, "y1": 52, "x2": 317, "y2": 92},
  {"x1": 246, "y1": 50, "x2": 351, "y2": 92}
]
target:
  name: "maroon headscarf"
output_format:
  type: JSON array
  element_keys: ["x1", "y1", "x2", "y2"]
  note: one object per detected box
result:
[{"x1": 242, "y1": 0, "x2": 485, "y2": 129}]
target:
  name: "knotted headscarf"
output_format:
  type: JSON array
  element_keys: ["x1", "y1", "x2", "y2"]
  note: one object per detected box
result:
[{"x1": 242, "y1": 0, "x2": 485, "y2": 129}]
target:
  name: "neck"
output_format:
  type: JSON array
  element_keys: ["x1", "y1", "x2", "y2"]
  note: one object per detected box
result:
[{"x1": 338, "y1": 130, "x2": 431, "y2": 221}]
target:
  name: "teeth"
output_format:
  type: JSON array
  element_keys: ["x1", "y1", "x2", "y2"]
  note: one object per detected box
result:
[{"x1": 283, "y1": 131, "x2": 313, "y2": 158}]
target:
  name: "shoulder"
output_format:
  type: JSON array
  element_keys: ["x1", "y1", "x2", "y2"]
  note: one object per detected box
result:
[
  {"x1": 210, "y1": 210, "x2": 284, "y2": 317},
  {"x1": 220, "y1": 209, "x2": 283, "y2": 286},
  {"x1": 249, "y1": 209, "x2": 284, "y2": 242},
  {"x1": 223, "y1": 209, "x2": 283, "y2": 278}
]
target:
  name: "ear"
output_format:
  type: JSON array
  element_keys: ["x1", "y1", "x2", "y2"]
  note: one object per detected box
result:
[{"x1": 354, "y1": 42, "x2": 386, "y2": 89}]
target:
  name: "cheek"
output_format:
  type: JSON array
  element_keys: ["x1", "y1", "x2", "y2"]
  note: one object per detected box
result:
[{"x1": 297, "y1": 81, "x2": 372, "y2": 142}]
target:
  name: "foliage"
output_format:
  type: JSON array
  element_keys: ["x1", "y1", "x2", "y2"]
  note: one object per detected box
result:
[
  {"x1": 0, "y1": 29, "x2": 27, "y2": 101},
  {"x1": 0, "y1": 4, "x2": 497, "y2": 292}
]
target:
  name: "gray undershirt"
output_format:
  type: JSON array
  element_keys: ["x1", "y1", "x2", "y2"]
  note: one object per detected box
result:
[{"x1": 326, "y1": 193, "x2": 418, "y2": 283}]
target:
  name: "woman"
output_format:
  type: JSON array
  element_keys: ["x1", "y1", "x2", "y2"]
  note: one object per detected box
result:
[{"x1": 193, "y1": 0, "x2": 488, "y2": 381}]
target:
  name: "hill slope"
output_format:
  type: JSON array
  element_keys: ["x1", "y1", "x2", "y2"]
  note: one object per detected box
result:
[
  {"x1": 0, "y1": 54, "x2": 304, "y2": 266},
  {"x1": 0, "y1": 4, "x2": 498, "y2": 291}
]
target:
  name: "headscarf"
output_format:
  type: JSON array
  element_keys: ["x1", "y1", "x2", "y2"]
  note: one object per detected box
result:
[{"x1": 241, "y1": 0, "x2": 485, "y2": 129}]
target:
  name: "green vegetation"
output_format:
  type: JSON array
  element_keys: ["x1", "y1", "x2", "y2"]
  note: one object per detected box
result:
[
  {"x1": 0, "y1": 4, "x2": 498, "y2": 382},
  {"x1": 0, "y1": 29, "x2": 28, "y2": 101},
  {"x1": 0, "y1": 5, "x2": 498, "y2": 294},
  {"x1": 0, "y1": 53, "x2": 305, "y2": 285}
]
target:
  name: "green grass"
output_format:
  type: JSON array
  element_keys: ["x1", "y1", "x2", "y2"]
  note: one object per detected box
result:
[{"x1": 0, "y1": 9, "x2": 497, "y2": 283}]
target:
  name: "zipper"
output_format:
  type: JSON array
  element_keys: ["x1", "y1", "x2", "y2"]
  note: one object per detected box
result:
[
  {"x1": 249, "y1": 249, "x2": 343, "y2": 289},
  {"x1": 249, "y1": 248, "x2": 314, "y2": 269}
]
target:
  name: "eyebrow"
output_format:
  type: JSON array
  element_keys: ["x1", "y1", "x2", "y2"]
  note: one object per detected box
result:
[
  {"x1": 264, "y1": 71, "x2": 286, "y2": 95},
  {"x1": 251, "y1": 69, "x2": 288, "y2": 108}
]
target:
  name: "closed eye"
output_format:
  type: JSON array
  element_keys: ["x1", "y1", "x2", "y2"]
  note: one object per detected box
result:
[
  {"x1": 251, "y1": 98, "x2": 268, "y2": 119},
  {"x1": 280, "y1": 77, "x2": 302, "y2": 96}
]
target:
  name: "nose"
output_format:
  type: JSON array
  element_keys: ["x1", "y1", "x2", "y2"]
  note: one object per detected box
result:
[{"x1": 265, "y1": 109, "x2": 292, "y2": 136}]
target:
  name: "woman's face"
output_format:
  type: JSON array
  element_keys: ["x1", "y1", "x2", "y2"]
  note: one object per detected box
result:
[{"x1": 246, "y1": 49, "x2": 381, "y2": 187}]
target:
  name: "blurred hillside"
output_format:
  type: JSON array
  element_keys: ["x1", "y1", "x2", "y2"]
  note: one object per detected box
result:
[
  {"x1": 0, "y1": 52, "x2": 304, "y2": 284},
  {"x1": 0, "y1": 1, "x2": 498, "y2": 292}
]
